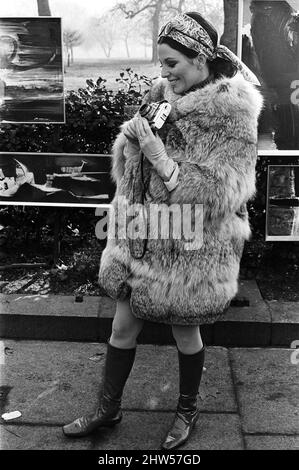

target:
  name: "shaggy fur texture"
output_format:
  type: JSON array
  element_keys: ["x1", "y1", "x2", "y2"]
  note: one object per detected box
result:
[{"x1": 99, "y1": 73, "x2": 263, "y2": 325}]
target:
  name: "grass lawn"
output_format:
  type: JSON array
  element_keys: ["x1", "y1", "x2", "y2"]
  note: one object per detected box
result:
[{"x1": 63, "y1": 59, "x2": 161, "y2": 92}]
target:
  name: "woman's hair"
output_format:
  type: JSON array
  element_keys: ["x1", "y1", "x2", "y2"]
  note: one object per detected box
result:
[{"x1": 158, "y1": 11, "x2": 237, "y2": 79}]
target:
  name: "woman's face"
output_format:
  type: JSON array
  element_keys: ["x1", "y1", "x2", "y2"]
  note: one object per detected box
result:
[{"x1": 158, "y1": 43, "x2": 208, "y2": 94}]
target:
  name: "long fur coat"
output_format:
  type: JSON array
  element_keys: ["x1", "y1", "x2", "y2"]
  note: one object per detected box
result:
[{"x1": 99, "y1": 73, "x2": 263, "y2": 325}]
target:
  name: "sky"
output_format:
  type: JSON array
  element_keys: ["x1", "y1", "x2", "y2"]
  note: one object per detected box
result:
[
  {"x1": 2, "y1": 1, "x2": 298, "y2": 60},
  {"x1": 0, "y1": 0, "x2": 118, "y2": 18},
  {"x1": 0, "y1": 0, "x2": 141, "y2": 59}
]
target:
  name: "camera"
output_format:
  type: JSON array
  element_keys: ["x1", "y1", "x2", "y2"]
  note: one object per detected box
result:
[{"x1": 139, "y1": 100, "x2": 171, "y2": 130}]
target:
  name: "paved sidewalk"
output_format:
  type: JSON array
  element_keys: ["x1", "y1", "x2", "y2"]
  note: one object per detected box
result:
[{"x1": 0, "y1": 341, "x2": 298, "y2": 450}]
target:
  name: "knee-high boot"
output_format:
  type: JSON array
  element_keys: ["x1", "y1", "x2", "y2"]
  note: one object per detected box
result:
[
  {"x1": 63, "y1": 342, "x2": 136, "y2": 437},
  {"x1": 161, "y1": 347, "x2": 205, "y2": 450}
]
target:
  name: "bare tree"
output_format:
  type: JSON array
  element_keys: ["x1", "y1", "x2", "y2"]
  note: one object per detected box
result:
[
  {"x1": 63, "y1": 29, "x2": 84, "y2": 67},
  {"x1": 138, "y1": 19, "x2": 153, "y2": 58},
  {"x1": 114, "y1": 0, "x2": 187, "y2": 63},
  {"x1": 184, "y1": 0, "x2": 224, "y2": 35},
  {"x1": 37, "y1": 0, "x2": 51, "y2": 16},
  {"x1": 118, "y1": 15, "x2": 140, "y2": 58},
  {"x1": 91, "y1": 13, "x2": 118, "y2": 58},
  {"x1": 122, "y1": 29, "x2": 132, "y2": 58},
  {"x1": 221, "y1": 0, "x2": 238, "y2": 53}
]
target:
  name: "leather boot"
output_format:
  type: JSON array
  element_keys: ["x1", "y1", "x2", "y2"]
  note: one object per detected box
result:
[
  {"x1": 63, "y1": 342, "x2": 136, "y2": 437},
  {"x1": 161, "y1": 347, "x2": 205, "y2": 450}
]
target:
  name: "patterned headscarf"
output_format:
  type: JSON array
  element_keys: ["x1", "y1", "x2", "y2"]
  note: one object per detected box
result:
[{"x1": 159, "y1": 13, "x2": 261, "y2": 86}]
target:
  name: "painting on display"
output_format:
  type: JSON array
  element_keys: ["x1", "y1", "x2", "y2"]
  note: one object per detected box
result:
[
  {"x1": 0, "y1": 153, "x2": 115, "y2": 206},
  {"x1": 266, "y1": 164, "x2": 299, "y2": 240},
  {"x1": 0, "y1": 17, "x2": 64, "y2": 123},
  {"x1": 240, "y1": 0, "x2": 299, "y2": 150}
]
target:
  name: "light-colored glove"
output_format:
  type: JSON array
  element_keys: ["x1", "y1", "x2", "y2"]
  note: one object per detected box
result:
[
  {"x1": 134, "y1": 116, "x2": 179, "y2": 189},
  {"x1": 122, "y1": 117, "x2": 140, "y2": 158},
  {"x1": 122, "y1": 117, "x2": 139, "y2": 141}
]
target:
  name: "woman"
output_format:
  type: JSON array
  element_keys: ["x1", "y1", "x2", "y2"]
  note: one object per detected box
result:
[{"x1": 63, "y1": 12, "x2": 262, "y2": 450}]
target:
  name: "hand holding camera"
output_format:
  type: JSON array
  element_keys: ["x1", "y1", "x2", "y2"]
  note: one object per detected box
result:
[
  {"x1": 123, "y1": 118, "x2": 139, "y2": 141},
  {"x1": 139, "y1": 100, "x2": 171, "y2": 131},
  {"x1": 134, "y1": 116, "x2": 164, "y2": 158},
  {"x1": 122, "y1": 100, "x2": 177, "y2": 184},
  {"x1": 122, "y1": 118, "x2": 140, "y2": 157},
  {"x1": 135, "y1": 117, "x2": 177, "y2": 183},
  {"x1": 123, "y1": 100, "x2": 171, "y2": 141}
]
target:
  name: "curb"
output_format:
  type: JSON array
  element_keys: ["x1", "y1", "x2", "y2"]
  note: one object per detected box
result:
[{"x1": 0, "y1": 281, "x2": 298, "y2": 347}]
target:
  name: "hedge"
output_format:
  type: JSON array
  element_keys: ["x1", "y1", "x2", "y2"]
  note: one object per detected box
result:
[{"x1": 0, "y1": 69, "x2": 297, "y2": 269}]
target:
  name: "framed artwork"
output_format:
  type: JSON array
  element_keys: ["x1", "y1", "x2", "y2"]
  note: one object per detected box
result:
[
  {"x1": 0, "y1": 153, "x2": 115, "y2": 207},
  {"x1": 0, "y1": 17, "x2": 65, "y2": 123},
  {"x1": 266, "y1": 163, "x2": 299, "y2": 240},
  {"x1": 240, "y1": 0, "x2": 299, "y2": 150}
]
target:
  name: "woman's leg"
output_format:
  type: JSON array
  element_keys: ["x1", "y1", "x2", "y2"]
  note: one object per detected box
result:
[
  {"x1": 161, "y1": 325, "x2": 205, "y2": 450},
  {"x1": 63, "y1": 299, "x2": 144, "y2": 438},
  {"x1": 110, "y1": 298, "x2": 144, "y2": 349},
  {"x1": 171, "y1": 325, "x2": 204, "y2": 355}
]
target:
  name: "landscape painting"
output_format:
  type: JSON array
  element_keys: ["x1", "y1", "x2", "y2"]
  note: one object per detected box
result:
[
  {"x1": 0, "y1": 17, "x2": 64, "y2": 123},
  {"x1": 0, "y1": 153, "x2": 114, "y2": 206},
  {"x1": 266, "y1": 164, "x2": 299, "y2": 241}
]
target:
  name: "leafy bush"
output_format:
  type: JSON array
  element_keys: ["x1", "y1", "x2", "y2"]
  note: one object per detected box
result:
[{"x1": 0, "y1": 68, "x2": 151, "y2": 154}]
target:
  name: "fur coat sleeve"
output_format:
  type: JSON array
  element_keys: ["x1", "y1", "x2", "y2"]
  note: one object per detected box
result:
[{"x1": 169, "y1": 137, "x2": 258, "y2": 221}]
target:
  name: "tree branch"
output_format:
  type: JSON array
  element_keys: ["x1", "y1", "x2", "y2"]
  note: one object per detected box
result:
[
  {"x1": 37, "y1": 0, "x2": 51, "y2": 16},
  {"x1": 162, "y1": 0, "x2": 186, "y2": 14},
  {"x1": 114, "y1": 1, "x2": 157, "y2": 19}
]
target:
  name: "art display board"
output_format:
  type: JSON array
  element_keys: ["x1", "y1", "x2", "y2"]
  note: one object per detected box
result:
[
  {"x1": 259, "y1": 150, "x2": 299, "y2": 241},
  {"x1": 0, "y1": 153, "x2": 114, "y2": 207},
  {"x1": 266, "y1": 163, "x2": 299, "y2": 241},
  {"x1": 0, "y1": 17, "x2": 65, "y2": 123}
]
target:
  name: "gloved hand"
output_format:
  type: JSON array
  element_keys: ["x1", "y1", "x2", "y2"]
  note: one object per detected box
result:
[
  {"x1": 134, "y1": 116, "x2": 177, "y2": 182},
  {"x1": 123, "y1": 117, "x2": 139, "y2": 141},
  {"x1": 122, "y1": 117, "x2": 140, "y2": 158}
]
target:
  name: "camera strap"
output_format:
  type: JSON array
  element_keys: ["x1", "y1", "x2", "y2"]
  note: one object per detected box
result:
[{"x1": 128, "y1": 152, "x2": 148, "y2": 260}]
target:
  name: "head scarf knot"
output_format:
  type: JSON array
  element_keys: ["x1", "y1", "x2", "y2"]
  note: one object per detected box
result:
[{"x1": 159, "y1": 13, "x2": 260, "y2": 86}]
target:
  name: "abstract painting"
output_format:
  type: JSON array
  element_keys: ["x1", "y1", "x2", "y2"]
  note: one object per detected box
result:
[
  {"x1": 266, "y1": 164, "x2": 299, "y2": 241},
  {"x1": 0, "y1": 153, "x2": 115, "y2": 206},
  {"x1": 240, "y1": 0, "x2": 299, "y2": 150},
  {"x1": 0, "y1": 17, "x2": 64, "y2": 123}
]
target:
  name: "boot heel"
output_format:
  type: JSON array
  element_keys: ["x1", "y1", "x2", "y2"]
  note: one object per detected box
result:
[
  {"x1": 62, "y1": 410, "x2": 122, "y2": 437},
  {"x1": 101, "y1": 414, "x2": 123, "y2": 427}
]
